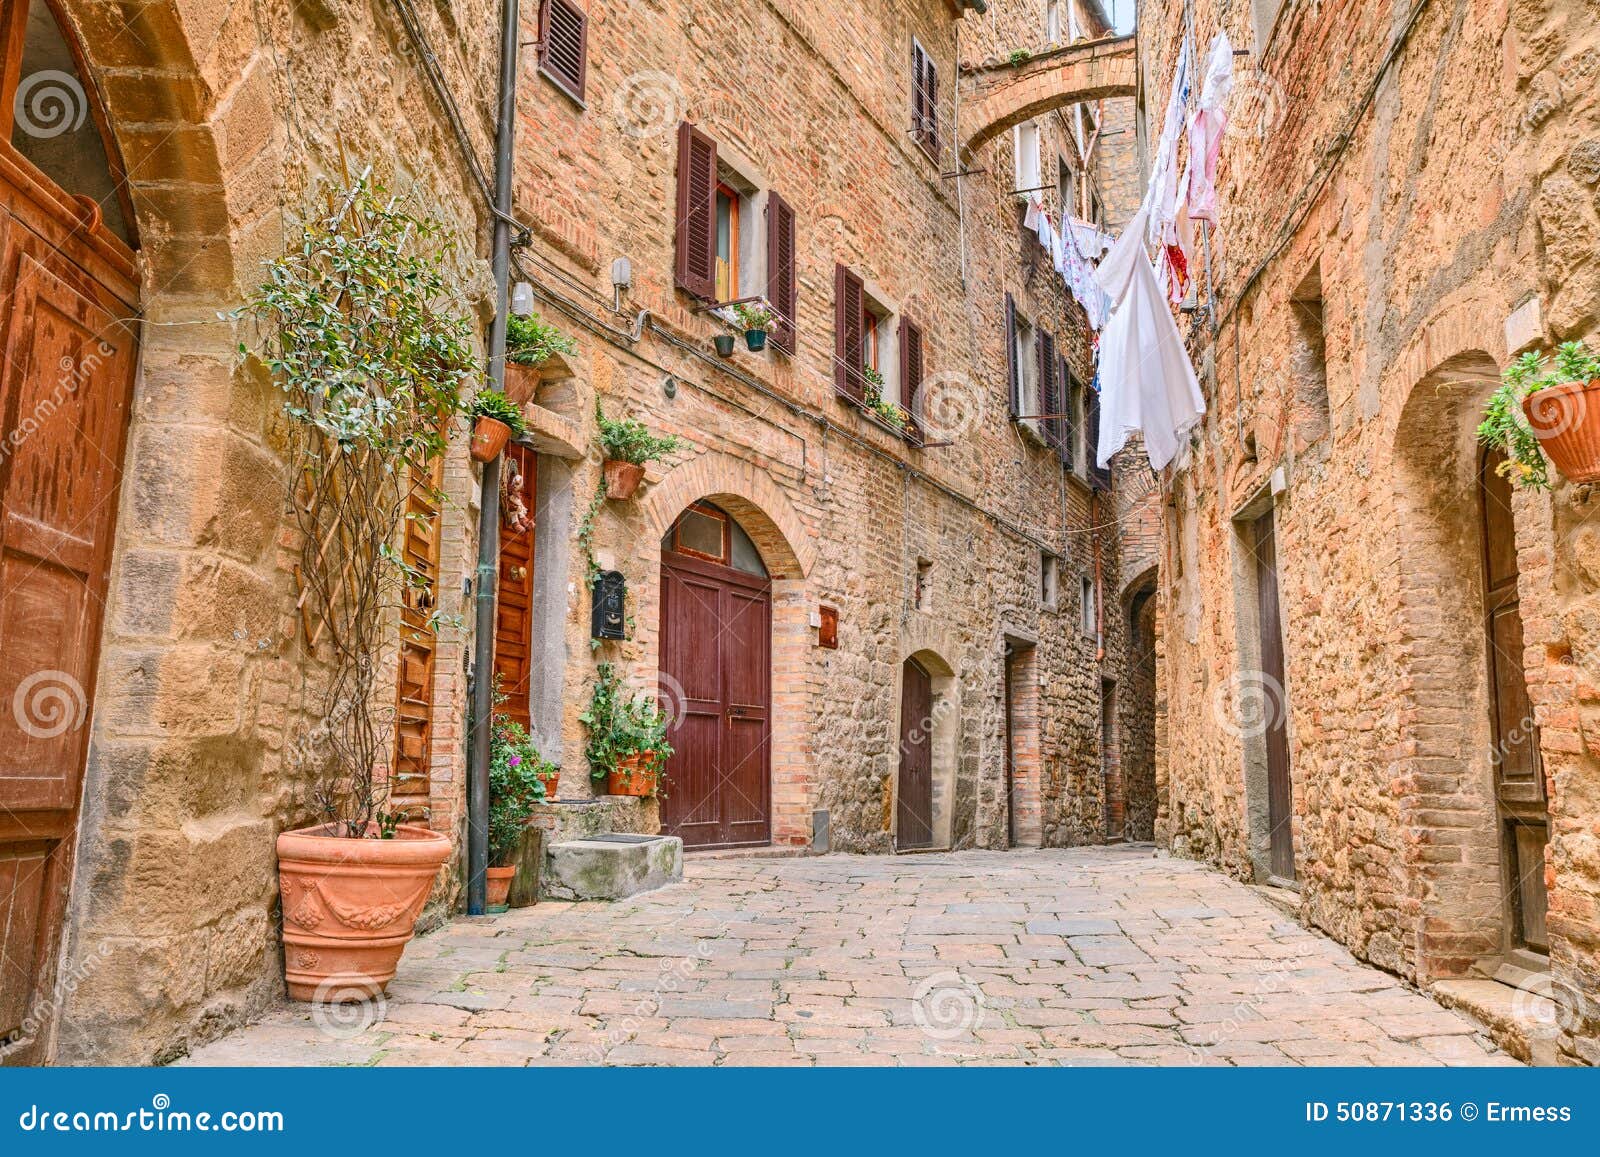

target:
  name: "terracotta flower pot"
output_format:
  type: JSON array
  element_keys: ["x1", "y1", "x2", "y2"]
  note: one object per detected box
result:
[
  {"x1": 606, "y1": 752, "x2": 657, "y2": 797},
  {"x1": 537, "y1": 766, "x2": 560, "y2": 798},
  {"x1": 471, "y1": 416, "x2": 513, "y2": 463},
  {"x1": 1524, "y1": 379, "x2": 1600, "y2": 484},
  {"x1": 485, "y1": 865, "x2": 516, "y2": 911},
  {"x1": 277, "y1": 823, "x2": 450, "y2": 1002},
  {"x1": 603, "y1": 459, "x2": 646, "y2": 499},
  {"x1": 504, "y1": 363, "x2": 541, "y2": 406}
]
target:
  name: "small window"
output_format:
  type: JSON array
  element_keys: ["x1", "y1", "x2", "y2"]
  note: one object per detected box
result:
[
  {"x1": 1041, "y1": 553, "x2": 1060, "y2": 611},
  {"x1": 538, "y1": 0, "x2": 588, "y2": 103},
  {"x1": 664, "y1": 502, "x2": 767, "y2": 577},
  {"x1": 1291, "y1": 265, "x2": 1329, "y2": 444},
  {"x1": 911, "y1": 39, "x2": 940, "y2": 159},
  {"x1": 915, "y1": 559, "x2": 933, "y2": 611},
  {"x1": 1081, "y1": 575, "x2": 1097, "y2": 637},
  {"x1": 1013, "y1": 312, "x2": 1038, "y2": 426},
  {"x1": 1058, "y1": 156, "x2": 1078, "y2": 219},
  {"x1": 1013, "y1": 123, "x2": 1042, "y2": 194},
  {"x1": 715, "y1": 182, "x2": 740, "y2": 302}
]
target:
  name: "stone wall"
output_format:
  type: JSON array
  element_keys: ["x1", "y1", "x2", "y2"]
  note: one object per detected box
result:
[{"x1": 1138, "y1": 0, "x2": 1600, "y2": 1062}]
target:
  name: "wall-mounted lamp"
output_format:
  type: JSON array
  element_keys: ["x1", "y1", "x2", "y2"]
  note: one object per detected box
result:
[{"x1": 510, "y1": 281, "x2": 534, "y2": 317}]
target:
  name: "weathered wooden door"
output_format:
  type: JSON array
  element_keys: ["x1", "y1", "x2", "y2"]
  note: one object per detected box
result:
[
  {"x1": 1252, "y1": 510, "x2": 1295, "y2": 881},
  {"x1": 492, "y1": 444, "x2": 537, "y2": 734},
  {"x1": 897, "y1": 658, "x2": 934, "y2": 849},
  {"x1": 0, "y1": 0, "x2": 141, "y2": 1064},
  {"x1": 1480, "y1": 448, "x2": 1548, "y2": 953},
  {"x1": 659, "y1": 509, "x2": 771, "y2": 849},
  {"x1": 1004, "y1": 651, "x2": 1017, "y2": 847}
]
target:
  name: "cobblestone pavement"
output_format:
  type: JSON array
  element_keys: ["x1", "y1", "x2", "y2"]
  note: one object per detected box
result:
[{"x1": 183, "y1": 846, "x2": 1515, "y2": 1067}]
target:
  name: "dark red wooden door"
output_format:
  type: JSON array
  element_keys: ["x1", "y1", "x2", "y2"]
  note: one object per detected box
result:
[
  {"x1": 1252, "y1": 510, "x2": 1295, "y2": 881},
  {"x1": 659, "y1": 550, "x2": 771, "y2": 849},
  {"x1": 897, "y1": 658, "x2": 934, "y2": 849},
  {"x1": 1480, "y1": 448, "x2": 1548, "y2": 952},
  {"x1": 492, "y1": 444, "x2": 537, "y2": 733}
]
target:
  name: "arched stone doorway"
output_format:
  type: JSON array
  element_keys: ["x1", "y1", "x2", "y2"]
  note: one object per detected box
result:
[
  {"x1": 1120, "y1": 567, "x2": 1159, "y2": 842},
  {"x1": 893, "y1": 648, "x2": 959, "y2": 851}
]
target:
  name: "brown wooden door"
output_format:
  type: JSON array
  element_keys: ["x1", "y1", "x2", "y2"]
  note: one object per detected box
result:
[
  {"x1": 392, "y1": 453, "x2": 444, "y2": 817},
  {"x1": 1004, "y1": 651, "x2": 1017, "y2": 847},
  {"x1": 1480, "y1": 448, "x2": 1549, "y2": 953},
  {"x1": 492, "y1": 444, "x2": 536, "y2": 733},
  {"x1": 659, "y1": 550, "x2": 771, "y2": 849},
  {"x1": 1252, "y1": 510, "x2": 1295, "y2": 881},
  {"x1": 897, "y1": 658, "x2": 934, "y2": 849},
  {"x1": 0, "y1": 160, "x2": 139, "y2": 1061}
]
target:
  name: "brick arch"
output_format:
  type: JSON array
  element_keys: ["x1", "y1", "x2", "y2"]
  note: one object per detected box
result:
[
  {"x1": 961, "y1": 35, "x2": 1136, "y2": 156},
  {"x1": 642, "y1": 451, "x2": 816, "y2": 579}
]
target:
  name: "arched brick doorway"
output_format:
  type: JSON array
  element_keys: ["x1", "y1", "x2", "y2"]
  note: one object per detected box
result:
[{"x1": 0, "y1": 0, "x2": 142, "y2": 1065}]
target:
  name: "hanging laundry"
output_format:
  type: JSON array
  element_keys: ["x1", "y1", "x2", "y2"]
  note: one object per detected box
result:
[
  {"x1": 1070, "y1": 218, "x2": 1114, "y2": 260},
  {"x1": 1094, "y1": 208, "x2": 1206, "y2": 472},
  {"x1": 1186, "y1": 30, "x2": 1235, "y2": 224},
  {"x1": 1164, "y1": 243, "x2": 1190, "y2": 306},
  {"x1": 1142, "y1": 38, "x2": 1191, "y2": 249}
]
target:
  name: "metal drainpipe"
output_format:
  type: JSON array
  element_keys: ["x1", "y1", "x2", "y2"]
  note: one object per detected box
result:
[{"x1": 468, "y1": 0, "x2": 520, "y2": 916}]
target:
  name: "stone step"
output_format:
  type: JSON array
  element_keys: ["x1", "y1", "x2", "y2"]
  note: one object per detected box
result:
[
  {"x1": 544, "y1": 833, "x2": 683, "y2": 901},
  {"x1": 1431, "y1": 977, "x2": 1561, "y2": 1066}
]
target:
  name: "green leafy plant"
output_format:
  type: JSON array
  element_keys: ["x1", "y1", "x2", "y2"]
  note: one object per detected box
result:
[
  {"x1": 1479, "y1": 341, "x2": 1600, "y2": 490},
  {"x1": 862, "y1": 364, "x2": 887, "y2": 398},
  {"x1": 858, "y1": 365, "x2": 906, "y2": 430},
  {"x1": 580, "y1": 663, "x2": 674, "y2": 785},
  {"x1": 596, "y1": 400, "x2": 683, "y2": 465},
  {"x1": 1008, "y1": 48, "x2": 1032, "y2": 65},
  {"x1": 505, "y1": 312, "x2": 577, "y2": 367},
  {"x1": 237, "y1": 173, "x2": 478, "y2": 837},
  {"x1": 472, "y1": 389, "x2": 526, "y2": 436},
  {"x1": 732, "y1": 301, "x2": 774, "y2": 332},
  {"x1": 488, "y1": 717, "x2": 552, "y2": 865}
]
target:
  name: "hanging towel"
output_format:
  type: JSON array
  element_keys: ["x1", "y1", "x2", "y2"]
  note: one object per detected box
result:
[
  {"x1": 1186, "y1": 30, "x2": 1235, "y2": 224},
  {"x1": 1094, "y1": 208, "x2": 1206, "y2": 471}
]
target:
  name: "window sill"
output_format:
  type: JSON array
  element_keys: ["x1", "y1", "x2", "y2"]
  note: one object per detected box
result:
[
  {"x1": 539, "y1": 66, "x2": 587, "y2": 110},
  {"x1": 837, "y1": 388, "x2": 923, "y2": 446}
]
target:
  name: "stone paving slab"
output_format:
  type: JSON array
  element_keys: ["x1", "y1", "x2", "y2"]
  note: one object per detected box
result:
[{"x1": 180, "y1": 846, "x2": 1516, "y2": 1068}]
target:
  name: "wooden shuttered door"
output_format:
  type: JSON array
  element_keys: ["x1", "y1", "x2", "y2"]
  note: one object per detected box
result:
[
  {"x1": 912, "y1": 41, "x2": 939, "y2": 157},
  {"x1": 834, "y1": 264, "x2": 865, "y2": 399},
  {"x1": 539, "y1": 0, "x2": 588, "y2": 101},
  {"x1": 899, "y1": 317, "x2": 925, "y2": 442},
  {"x1": 1004, "y1": 293, "x2": 1019, "y2": 418},
  {"x1": 766, "y1": 191, "x2": 797, "y2": 353},
  {"x1": 1085, "y1": 385, "x2": 1111, "y2": 490},
  {"x1": 1036, "y1": 327, "x2": 1060, "y2": 450},
  {"x1": 675, "y1": 122, "x2": 718, "y2": 299},
  {"x1": 393, "y1": 455, "x2": 444, "y2": 816}
]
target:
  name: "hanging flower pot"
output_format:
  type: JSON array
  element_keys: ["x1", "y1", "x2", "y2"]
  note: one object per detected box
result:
[
  {"x1": 1523, "y1": 378, "x2": 1600, "y2": 484},
  {"x1": 731, "y1": 302, "x2": 775, "y2": 355},
  {"x1": 470, "y1": 416, "x2": 512, "y2": 462},
  {"x1": 606, "y1": 752, "x2": 659, "y2": 797},
  {"x1": 536, "y1": 764, "x2": 560, "y2": 798},
  {"x1": 603, "y1": 459, "x2": 646, "y2": 499},
  {"x1": 713, "y1": 333, "x2": 737, "y2": 358},
  {"x1": 744, "y1": 329, "x2": 768, "y2": 352},
  {"x1": 277, "y1": 823, "x2": 451, "y2": 1001},
  {"x1": 484, "y1": 865, "x2": 516, "y2": 912}
]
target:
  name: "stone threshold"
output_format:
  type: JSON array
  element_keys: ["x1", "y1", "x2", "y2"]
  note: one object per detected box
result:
[{"x1": 1431, "y1": 975, "x2": 1561, "y2": 1066}]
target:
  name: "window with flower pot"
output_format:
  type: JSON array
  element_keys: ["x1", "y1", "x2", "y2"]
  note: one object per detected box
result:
[{"x1": 835, "y1": 266, "x2": 924, "y2": 439}]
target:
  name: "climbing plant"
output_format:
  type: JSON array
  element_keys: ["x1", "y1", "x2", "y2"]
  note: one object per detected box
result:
[{"x1": 239, "y1": 173, "x2": 479, "y2": 836}]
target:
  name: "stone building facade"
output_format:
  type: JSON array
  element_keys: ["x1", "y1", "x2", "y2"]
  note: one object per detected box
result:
[
  {"x1": 1137, "y1": 0, "x2": 1600, "y2": 1063},
  {"x1": 1, "y1": 0, "x2": 1147, "y2": 1065}
]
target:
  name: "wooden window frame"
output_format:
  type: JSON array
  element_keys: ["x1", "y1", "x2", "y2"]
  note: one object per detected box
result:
[
  {"x1": 911, "y1": 38, "x2": 940, "y2": 161},
  {"x1": 715, "y1": 181, "x2": 740, "y2": 303},
  {"x1": 670, "y1": 502, "x2": 730, "y2": 564}
]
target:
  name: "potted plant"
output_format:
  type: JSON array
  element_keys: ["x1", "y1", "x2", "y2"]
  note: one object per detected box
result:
[
  {"x1": 580, "y1": 663, "x2": 675, "y2": 798},
  {"x1": 713, "y1": 333, "x2": 737, "y2": 358},
  {"x1": 1480, "y1": 341, "x2": 1600, "y2": 488},
  {"x1": 487, "y1": 717, "x2": 552, "y2": 911},
  {"x1": 470, "y1": 389, "x2": 525, "y2": 462},
  {"x1": 596, "y1": 401, "x2": 683, "y2": 499},
  {"x1": 504, "y1": 312, "x2": 578, "y2": 403},
  {"x1": 732, "y1": 301, "x2": 775, "y2": 352},
  {"x1": 861, "y1": 364, "x2": 908, "y2": 432}
]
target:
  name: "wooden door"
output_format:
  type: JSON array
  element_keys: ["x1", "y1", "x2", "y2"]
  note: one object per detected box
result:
[
  {"x1": 392, "y1": 453, "x2": 443, "y2": 817},
  {"x1": 1004, "y1": 651, "x2": 1017, "y2": 848},
  {"x1": 1252, "y1": 510, "x2": 1295, "y2": 881},
  {"x1": 896, "y1": 658, "x2": 934, "y2": 849},
  {"x1": 0, "y1": 8, "x2": 140, "y2": 1058},
  {"x1": 1480, "y1": 448, "x2": 1549, "y2": 953},
  {"x1": 659, "y1": 549, "x2": 771, "y2": 849},
  {"x1": 492, "y1": 444, "x2": 536, "y2": 733}
]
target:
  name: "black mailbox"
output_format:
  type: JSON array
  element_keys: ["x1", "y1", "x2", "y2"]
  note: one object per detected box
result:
[{"x1": 591, "y1": 570, "x2": 626, "y2": 639}]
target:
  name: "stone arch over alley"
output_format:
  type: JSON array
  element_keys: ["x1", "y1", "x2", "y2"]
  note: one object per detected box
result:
[{"x1": 960, "y1": 34, "x2": 1136, "y2": 156}]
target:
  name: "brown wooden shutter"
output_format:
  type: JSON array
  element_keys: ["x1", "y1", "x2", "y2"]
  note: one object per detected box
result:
[
  {"x1": 393, "y1": 455, "x2": 444, "y2": 818},
  {"x1": 924, "y1": 54, "x2": 940, "y2": 155},
  {"x1": 911, "y1": 42, "x2": 939, "y2": 157},
  {"x1": 675, "y1": 121, "x2": 718, "y2": 300},
  {"x1": 539, "y1": 0, "x2": 588, "y2": 102},
  {"x1": 1005, "y1": 293, "x2": 1019, "y2": 418},
  {"x1": 1086, "y1": 386, "x2": 1111, "y2": 490},
  {"x1": 835, "y1": 264, "x2": 865, "y2": 399},
  {"x1": 899, "y1": 318, "x2": 925, "y2": 442},
  {"x1": 1038, "y1": 329, "x2": 1060, "y2": 449},
  {"x1": 767, "y1": 192, "x2": 798, "y2": 354},
  {"x1": 1061, "y1": 358, "x2": 1079, "y2": 472}
]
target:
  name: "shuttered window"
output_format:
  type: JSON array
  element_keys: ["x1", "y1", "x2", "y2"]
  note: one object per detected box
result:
[
  {"x1": 539, "y1": 0, "x2": 587, "y2": 103},
  {"x1": 393, "y1": 455, "x2": 444, "y2": 818},
  {"x1": 1086, "y1": 385, "x2": 1112, "y2": 490},
  {"x1": 767, "y1": 192, "x2": 798, "y2": 354},
  {"x1": 1036, "y1": 328, "x2": 1059, "y2": 450},
  {"x1": 675, "y1": 121, "x2": 718, "y2": 300},
  {"x1": 899, "y1": 318, "x2": 925, "y2": 442},
  {"x1": 835, "y1": 265, "x2": 866, "y2": 399},
  {"x1": 1061, "y1": 359, "x2": 1080, "y2": 473},
  {"x1": 1004, "y1": 293, "x2": 1019, "y2": 417},
  {"x1": 912, "y1": 40, "x2": 939, "y2": 158}
]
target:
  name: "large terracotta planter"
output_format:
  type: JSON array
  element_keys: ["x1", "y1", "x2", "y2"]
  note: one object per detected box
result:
[
  {"x1": 1524, "y1": 379, "x2": 1600, "y2": 484},
  {"x1": 503, "y1": 363, "x2": 541, "y2": 406},
  {"x1": 606, "y1": 752, "x2": 658, "y2": 797},
  {"x1": 485, "y1": 865, "x2": 516, "y2": 911},
  {"x1": 471, "y1": 416, "x2": 513, "y2": 463},
  {"x1": 603, "y1": 459, "x2": 645, "y2": 499},
  {"x1": 276, "y1": 823, "x2": 450, "y2": 1001}
]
